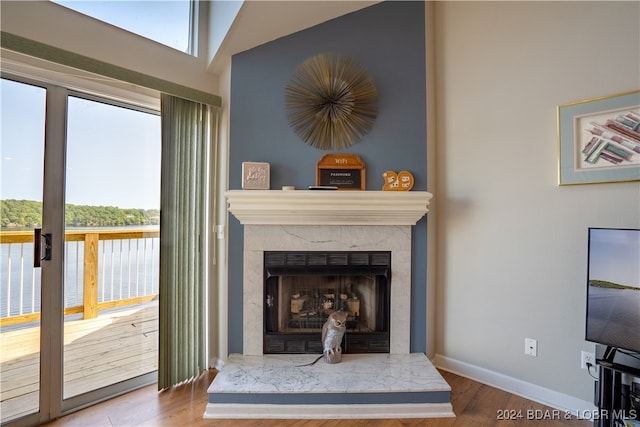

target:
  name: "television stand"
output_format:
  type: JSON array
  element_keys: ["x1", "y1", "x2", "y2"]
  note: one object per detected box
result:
[
  {"x1": 602, "y1": 346, "x2": 617, "y2": 364},
  {"x1": 595, "y1": 347, "x2": 640, "y2": 427}
]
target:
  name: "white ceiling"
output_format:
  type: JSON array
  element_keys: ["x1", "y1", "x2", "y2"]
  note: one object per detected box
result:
[{"x1": 207, "y1": 1, "x2": 381, "y2": 73}]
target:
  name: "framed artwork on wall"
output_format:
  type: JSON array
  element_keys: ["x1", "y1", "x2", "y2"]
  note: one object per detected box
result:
[{"x1": 557, "y1": 90, "x2": 640, "y2": 185}]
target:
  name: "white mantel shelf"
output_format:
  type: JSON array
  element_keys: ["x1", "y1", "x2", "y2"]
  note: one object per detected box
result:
[{"x1": 225, "y1": 190, "x2": 433, "y2": 225}]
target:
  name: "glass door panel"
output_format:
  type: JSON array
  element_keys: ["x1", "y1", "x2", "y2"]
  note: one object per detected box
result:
[
  {"x1": 0, "y1": 79, "x2": 46, "y2": 423},
  {"x1": 63, "y1": 95, "x2": 160, "y2": 399}
]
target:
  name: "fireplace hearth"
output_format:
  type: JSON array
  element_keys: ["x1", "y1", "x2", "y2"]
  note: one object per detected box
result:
[{"x1": 263, "y1": 251, "x2": 391, "y2": 354}]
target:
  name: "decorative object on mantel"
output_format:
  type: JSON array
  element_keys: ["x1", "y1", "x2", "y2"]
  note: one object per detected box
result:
[
  {"x1": 316, "y1": 153, "x2": 366, "y2": 190},
  {"x1": 308, "y1": 186, "x2": 338, "y2": 190},
  {"x1": 382, "y1": 170, "x2": 415, "y2": 191},
  {"x1": 557, "y1": 90, "x2": 639, "y2": 185},
  {"x1": 242, "y1": 162, "x2": 270, "y2": 189},
  {"x1": 284, "y1": 53, "x2": 378, "y2": 150}
]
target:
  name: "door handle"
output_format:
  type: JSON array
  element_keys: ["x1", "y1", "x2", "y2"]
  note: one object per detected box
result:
[
  {"x1": 34, "y1": 228, "x2": 41, "y2": 268},
  {"x1": 42, "y1": 233, "x2": 52, "y2": 261},
  {"x1": 33, "y1": 228, "x2": 52, "y2": 268}
]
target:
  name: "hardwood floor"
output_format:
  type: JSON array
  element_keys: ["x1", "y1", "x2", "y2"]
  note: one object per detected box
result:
[{"x1": 41, "y1": 369, "x2": 592, "y2": 427}]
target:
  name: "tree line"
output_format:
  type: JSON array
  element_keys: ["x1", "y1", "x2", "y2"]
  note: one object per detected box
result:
[{"x1": 1, "y1": 199, "x2": 160, "y2": 228}]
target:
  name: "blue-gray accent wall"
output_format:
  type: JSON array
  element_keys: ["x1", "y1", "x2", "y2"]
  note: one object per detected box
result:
[{"x1": 228, "y1": 1, "x2": 427, "y2": 354}]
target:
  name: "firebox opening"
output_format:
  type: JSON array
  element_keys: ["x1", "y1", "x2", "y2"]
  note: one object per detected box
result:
[{"x1": 263, "y1": 251, "x2": 391, "y2": 354}]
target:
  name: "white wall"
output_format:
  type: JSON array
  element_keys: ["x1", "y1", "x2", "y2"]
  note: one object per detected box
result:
[
  {"x1": 433, "y1": 0, "x2": 639, "y2": 406},
  {"x1": 211, "y1": 59, "x2": 231, "y2": 369}
]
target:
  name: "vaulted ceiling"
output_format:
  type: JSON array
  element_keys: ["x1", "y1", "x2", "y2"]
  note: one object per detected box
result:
[{"x1": 207, "y1": 1, "x2": 380, "y2": 73}]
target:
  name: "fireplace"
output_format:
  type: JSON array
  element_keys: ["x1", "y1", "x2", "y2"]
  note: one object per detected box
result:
[
  {"x1": 263, "y1": 250, "x2": 391, "y2": 354},
  {"x1": 207, "y1": 191, "x2": 454, "y2": 421},
  {"x1": 225, "y1": 189, "x2": 433, "y2": 356}
]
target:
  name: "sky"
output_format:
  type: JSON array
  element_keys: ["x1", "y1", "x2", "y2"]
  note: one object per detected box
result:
[
  {"x1": 1, "y1": 1, "x2": 192, "y2": 211},
  {"x1": 589, "y1": 228, "x2": 640, "y2": 288},
  {"x1": 1, "y1": 75, "x2": 162, "y2": 210},
  {"x1": 52, "y1": 1, "x2": 190, "y2": 53}
]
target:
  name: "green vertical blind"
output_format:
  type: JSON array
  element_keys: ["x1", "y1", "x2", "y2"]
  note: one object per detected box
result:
[{"x1": 158, "y1": 94, "x2": 213, "y2": 389}]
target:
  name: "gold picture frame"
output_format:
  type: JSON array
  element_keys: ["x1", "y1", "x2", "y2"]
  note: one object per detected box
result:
[{"x1": 557, "y1": 90, "x2": 640, "y2": 185}]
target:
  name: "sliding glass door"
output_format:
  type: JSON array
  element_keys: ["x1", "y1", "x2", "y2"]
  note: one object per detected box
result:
[
  {"x1": 62, "y1": 94, "x2": 160, "y2": 401},
  {"x1": 0, "y1": 78, "x2": 46, "y2": 425},
  {"x1": 0, "y1": 76, "x2": 160, "y2": 426}
]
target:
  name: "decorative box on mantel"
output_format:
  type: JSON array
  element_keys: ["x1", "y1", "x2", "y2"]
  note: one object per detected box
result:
[{"x1": 225, "y1": 190, "x2": 433, "y2": 226}]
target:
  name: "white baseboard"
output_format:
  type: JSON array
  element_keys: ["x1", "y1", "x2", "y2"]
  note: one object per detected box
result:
[
  {"x1": 204, "y1": 403, "x2": 455, "y2": 419},
  {"x1": 433, "y1": 354, "x2": 595, "y2": 417}
]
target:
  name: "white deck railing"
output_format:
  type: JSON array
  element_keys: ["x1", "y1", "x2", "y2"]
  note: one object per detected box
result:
[{"x1": 0, "y1": 229, "x2": 159, "y2": 326}]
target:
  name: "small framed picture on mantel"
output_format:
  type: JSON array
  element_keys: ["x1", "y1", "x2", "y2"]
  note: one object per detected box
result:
[{"x1": 316, "y1": 153, "x2": 366, "y2": 190}]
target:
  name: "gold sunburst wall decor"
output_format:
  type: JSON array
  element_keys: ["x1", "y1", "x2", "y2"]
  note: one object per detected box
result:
[{"x1": 285, "y1": 53, "x2": 378, "y2": 150}]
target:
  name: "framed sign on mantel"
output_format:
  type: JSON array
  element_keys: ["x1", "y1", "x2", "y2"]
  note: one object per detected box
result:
[{"x1": 316, "y1": 153, "x2": 366, "y2": 190}]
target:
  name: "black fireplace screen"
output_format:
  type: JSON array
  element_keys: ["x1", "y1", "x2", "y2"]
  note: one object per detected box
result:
[{"x1": 263, "y1": 251, "x2": 391, "y2": 354}]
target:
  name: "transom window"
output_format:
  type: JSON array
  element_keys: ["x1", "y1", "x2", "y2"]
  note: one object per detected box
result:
[{"x1": 50, "y1": 0, "x2": 194, "y2": 54}]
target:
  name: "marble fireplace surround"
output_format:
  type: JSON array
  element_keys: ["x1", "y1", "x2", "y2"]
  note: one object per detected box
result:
[
  {"x1": 207, "y1": 190, "x2": 454, "y2": 420},
  {"x1": 225, "y1": 190, "x2": 434, "y2": 355}
]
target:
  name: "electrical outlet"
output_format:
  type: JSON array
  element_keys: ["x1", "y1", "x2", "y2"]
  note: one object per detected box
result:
[
  {"x1": 525, "y1": 338, "x2": 537, "y2": 357},
  {"x1": 581, "y1": 351, "x2": 595, "y2": 369}
]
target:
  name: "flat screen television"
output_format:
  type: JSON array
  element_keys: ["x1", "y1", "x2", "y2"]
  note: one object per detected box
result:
[{"x1": 585, "y1": 227, "x2": 640, "y2": 354}]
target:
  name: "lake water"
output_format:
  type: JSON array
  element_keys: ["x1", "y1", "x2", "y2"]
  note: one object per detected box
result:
[{"x1": 586, "y1": 285, "x2": 640, "y2": 352}]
